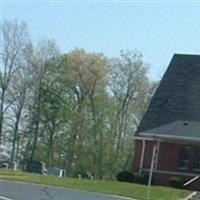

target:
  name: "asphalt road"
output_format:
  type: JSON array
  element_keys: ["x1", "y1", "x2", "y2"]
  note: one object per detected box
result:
[{"x1": 0, "y1": 180, "x2": 133, "y2": 200}]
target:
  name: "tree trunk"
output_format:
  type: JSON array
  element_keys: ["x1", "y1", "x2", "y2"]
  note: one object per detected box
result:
[
  {"x1": 10, "y1": 110, "x2": 21, "y2": 165},
  {"x1": 47, "y1": 122, "x2": 55, "y2": 167},
  {"x1": 30, "y1": 118, "x2": 39, "y2": 162},
  {"x1": 0, "y1": 90, "x2": 5, "y2": 149}
]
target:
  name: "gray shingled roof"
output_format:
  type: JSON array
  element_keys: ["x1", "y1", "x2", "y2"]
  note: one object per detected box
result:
[{"x1": 137, "y1": 54, "x2": 200, "y2": 140}]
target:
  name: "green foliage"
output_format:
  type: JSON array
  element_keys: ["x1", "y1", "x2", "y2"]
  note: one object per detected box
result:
[
  {"x1": 133, "y1": 173, "x2": 149, "y2": 185},
  {"x1": 1, "y1": 20, "x2": 153, "y2": 180},
  {"x1": 116, "y1": 171, "x2": 134, "y2": 183},
  {"x1": 169, "y1": 176, "x2": 185, "y2": 189}
]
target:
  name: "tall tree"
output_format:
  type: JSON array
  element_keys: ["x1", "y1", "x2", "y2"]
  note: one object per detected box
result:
[
  {"x1": 26, "y1": 40, "x2": 60, "y2": 161},
  {"x1": 66, "y1": 49, "x2": 108, "y2": 178},
  {"x1": 8, "y1": 45, "x2": 32, "y2": 165},
  {"x1": 1, "y1": 20, "x2": 153, "y2": 179},
  {"x1": 0, "y1": 20, "x2": 29, "y2": 153},
  {"x1": 108, "y1": 50, "x2": 150, "y2": 171}
]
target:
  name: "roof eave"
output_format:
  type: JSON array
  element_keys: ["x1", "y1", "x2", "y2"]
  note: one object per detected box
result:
[{"x1": 139, "y1": 132, "x2": 200, "y2": 143}]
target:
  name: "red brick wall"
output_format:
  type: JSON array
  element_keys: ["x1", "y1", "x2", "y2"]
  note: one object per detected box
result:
[
  {"x1": 132, "y1": 140, "x2": 154, "y2": 170},
  {"x1": 133, "y1": 140, "x2": 200, "y2": 173},
  {"x1": 158, "y1": 142, "x2": 199, "y2": 173},
  {"x1": 132, "y1": 140, "x2": 200, "y2": 191},
  {"x1": 143, "y1": 141, "x2": 154, "y2": 169},
  {"x1": 132, "y1": 140, "x2": 142, "y2": 171}
]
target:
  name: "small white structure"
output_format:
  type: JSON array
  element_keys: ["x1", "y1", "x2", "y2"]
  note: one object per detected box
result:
[{"x1": 47, "y1": 167, "x2": 66, "y2": 177}]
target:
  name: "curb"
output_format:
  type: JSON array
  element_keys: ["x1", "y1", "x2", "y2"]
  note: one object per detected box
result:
[{"x1": 108, "y1": 194, "x2": 136, "y2": 200}]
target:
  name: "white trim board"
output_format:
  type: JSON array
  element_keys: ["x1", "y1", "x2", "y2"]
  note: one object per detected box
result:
[
  {"x1": 140, "y1": 132, "x2": 200, "y2": 142},
  {"x1": 142, "y1": 169, "x2": 200, "y2": 177}
]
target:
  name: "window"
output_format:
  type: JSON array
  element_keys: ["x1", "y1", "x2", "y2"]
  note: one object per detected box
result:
[
  {"x1": 194, "y1": 148, "x2": 200, "y2": 170},
  {"x1": 178, "y1": 146, "x2": 190, "y2": 169}
]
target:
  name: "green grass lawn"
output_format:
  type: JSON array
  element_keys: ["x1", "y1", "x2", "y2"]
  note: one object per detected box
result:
[{"x1": 0, "y1": 170, "x2": 190, "y2": 200}]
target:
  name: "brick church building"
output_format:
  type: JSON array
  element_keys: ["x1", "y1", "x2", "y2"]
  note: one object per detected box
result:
[{"x1": 133, "y1": 54, "x2": 200, "y2": 191}]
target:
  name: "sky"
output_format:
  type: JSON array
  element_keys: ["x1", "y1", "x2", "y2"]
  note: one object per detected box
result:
[{"x1": 1, "y1": 1, "x2": 200, "y2": 80}]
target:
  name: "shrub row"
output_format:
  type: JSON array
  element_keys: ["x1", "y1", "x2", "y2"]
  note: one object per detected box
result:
[
  {"x1": 117, "y1": 171, "x2": 186, "y2": 189},
  {"x1": 117, "y1": 171, "x2": 148, "y2": 185},
  {"x1": 169, "y1": 176, "x2": 185, "y2": 189}
]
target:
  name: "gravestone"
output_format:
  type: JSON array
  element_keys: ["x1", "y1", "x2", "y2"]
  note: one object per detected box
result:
[
  {"x1": 26, "y1": 161, "x2": 47, "y2": 174},
  {"x1": 47, "y1": 167, "x2": 66, "y2": 177}
]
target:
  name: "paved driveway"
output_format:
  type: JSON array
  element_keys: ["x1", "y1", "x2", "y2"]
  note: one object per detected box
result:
[{"x1": 0, "y1": 180, "x2": 134, "y2": 200}]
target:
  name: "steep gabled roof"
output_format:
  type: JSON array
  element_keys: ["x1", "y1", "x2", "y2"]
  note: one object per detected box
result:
[{"x1": 137, "y1": 54, "x2": 200, "y2": 140}]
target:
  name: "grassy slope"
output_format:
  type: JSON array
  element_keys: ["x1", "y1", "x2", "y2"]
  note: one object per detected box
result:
[{"x1": 0, "y1": 170, "x2": 190, "y2": 200}]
